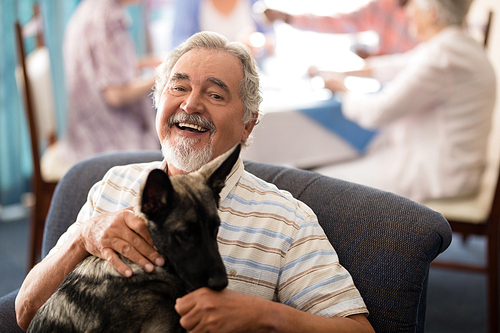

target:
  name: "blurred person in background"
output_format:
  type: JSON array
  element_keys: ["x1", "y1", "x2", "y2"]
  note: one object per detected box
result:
[
  {"x1": 43, "y1": 0, "x2": 161, "y2": 180},
  {"x1": 311, "y1": 0, "x2": 496, "y2": 202},
  {"x1": 264, "y1": 0, "x2": 417, "y2": 58},
  {"x1": 171, "y1": 0, "x2": 275, "y2": 56}
]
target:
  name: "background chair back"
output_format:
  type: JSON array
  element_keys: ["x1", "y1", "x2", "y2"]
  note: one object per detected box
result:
[
  {"x1": 15, "y1": 47, "x2": 57, "y2": 149},
  {"x1": 484, "y1": 11, "x2": 493, "y2": 49},
  {"x1": 14, "y1": 3, "x2": 57, "y2": 177},
  {"x1": 14, "y1": 3, "x2": 59, "y2": 269}
]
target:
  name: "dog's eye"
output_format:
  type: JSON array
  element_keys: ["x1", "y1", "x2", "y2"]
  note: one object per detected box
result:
[
  {"x1": 212, "y1": 226, "x2": 219, "y2": 240},
  {"x1": 175, "y1": 230, "x2": 191, "y2": 243}
]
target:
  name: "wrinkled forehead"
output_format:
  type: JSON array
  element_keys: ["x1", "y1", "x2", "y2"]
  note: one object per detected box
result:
[{"x1": 169, "y1": 49, "x2": 243, "y2": 89}]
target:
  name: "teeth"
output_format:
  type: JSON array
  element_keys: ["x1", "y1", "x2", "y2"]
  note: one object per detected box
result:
[{"x1": 178, "y1": 122, "x2": 208, "y2": 132}]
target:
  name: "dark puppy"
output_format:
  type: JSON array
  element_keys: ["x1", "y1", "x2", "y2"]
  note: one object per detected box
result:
[{"x1": 27, "y1": 145, "x2": 241, "y2": 333}]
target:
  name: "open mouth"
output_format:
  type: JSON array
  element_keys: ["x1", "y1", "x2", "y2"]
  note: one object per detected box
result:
[{"x1": 176, "y1": 122, "x2": 209, "y2": 133}]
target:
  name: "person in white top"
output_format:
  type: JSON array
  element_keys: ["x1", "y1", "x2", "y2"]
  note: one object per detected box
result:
[
  {"x1": 312, "y1": 0, "x2": 496, "y2": 202},
  {"x1": 171, "y1": 0, "x2": 275, "y2": 56}
]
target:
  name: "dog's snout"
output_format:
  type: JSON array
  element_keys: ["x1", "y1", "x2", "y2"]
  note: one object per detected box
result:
[{"x1": 208, "y1": 275, "x2": 228, "y2": 291}]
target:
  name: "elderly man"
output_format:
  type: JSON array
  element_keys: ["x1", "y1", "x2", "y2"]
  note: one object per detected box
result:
[{"x1": 15, "y1": 32, "x2": 373, "y2": 333}]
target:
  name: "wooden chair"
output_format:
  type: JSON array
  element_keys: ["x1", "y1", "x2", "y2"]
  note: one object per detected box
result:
[
  {"x1": 424, "y1": 161, "x2": 500, "y2": 333},
  {"x1": 423, "y1": 94, "x2": 499, "y2": 330},
  {"x1": 14, "y1": 4, "x2": 59, "y2": 269},
  {"x1": 484, "y1": 10, "x2": 493, "y2": 49}
]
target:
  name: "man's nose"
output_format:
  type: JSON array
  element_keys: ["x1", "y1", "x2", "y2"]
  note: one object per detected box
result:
[{"x1": 181, "y1": 92, "x2": 204, "y2": 114}]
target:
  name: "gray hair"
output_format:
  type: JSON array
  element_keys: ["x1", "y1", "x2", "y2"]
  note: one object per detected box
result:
[
  {"x1": 153, "y1": 31, "x2": 262, "y2": 126},
  {"x1": 414, "y1": 0, "x2": 473, "y2": 26}
]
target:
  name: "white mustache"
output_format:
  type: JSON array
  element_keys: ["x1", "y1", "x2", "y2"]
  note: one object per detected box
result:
[{"x1": 167, "y1": 112, "x2": 216, "y2": 135}]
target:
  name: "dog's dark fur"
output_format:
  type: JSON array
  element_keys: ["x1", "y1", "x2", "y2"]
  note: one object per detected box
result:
[{"x1": 27, "y1": 145, "x2": 241, "y2": 333}]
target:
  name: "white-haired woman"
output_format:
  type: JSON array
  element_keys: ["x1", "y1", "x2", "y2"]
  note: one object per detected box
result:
[{"x1": 313, "y1": 0, "x2": 496, "y2": 202}]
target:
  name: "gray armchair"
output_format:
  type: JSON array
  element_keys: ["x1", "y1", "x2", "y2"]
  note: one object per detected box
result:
[{"x1": 0, "y1": 150, "x2": 452, "y2": 332}]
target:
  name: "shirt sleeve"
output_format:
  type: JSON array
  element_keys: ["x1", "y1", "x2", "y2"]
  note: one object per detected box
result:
[
  {"x1": 45, "y1": 180, "x2": 102, "y2": 258},
  {"x1": 342, "y1": 45, "x2": 450, "y2": 129},
  {"x1": 289, "y1": 1, "x2": 378, "y2": 34},
  {"x1": 365, "y1": 50, "x2": 415, "y2": 83},
  {"x1": 278, "y1": 204, "x2": 368, "y2": 317}
]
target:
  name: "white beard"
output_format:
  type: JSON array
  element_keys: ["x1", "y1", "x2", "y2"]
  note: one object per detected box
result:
[{"x1": 161, "y1": 134, "x2": 213, "y2": 173}]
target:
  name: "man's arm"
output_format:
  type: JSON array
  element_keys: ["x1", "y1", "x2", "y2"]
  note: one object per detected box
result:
[
  {"x1": 15, "y1": 230, "x2": 87, "y2": 331},
  {"x1": 15, "y1": 208, "x2": 164, "y2": 330},
  {"x1": 102, "y1": 76, "x2": 156, "y2": 109},
  {"x1": 175, "y1": 288, "x2": 374, "y2": 333}
]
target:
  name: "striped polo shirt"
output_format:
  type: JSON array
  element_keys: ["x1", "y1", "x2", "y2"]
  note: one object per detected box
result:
[{"x1": 49, "y1": 157, "x2": 368, "y2": 318}]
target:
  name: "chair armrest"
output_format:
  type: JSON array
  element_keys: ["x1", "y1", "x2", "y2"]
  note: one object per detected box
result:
[{"x1": 0, "y1": 290, "x2": 24, "y2": 333}]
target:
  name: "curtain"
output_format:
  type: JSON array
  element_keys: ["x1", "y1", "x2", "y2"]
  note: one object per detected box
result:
[
  {"x1": 0, "y1": 0, "x2": 36, "y2": 206},
  {"x1": 0, "y1": 0, "x2": 146, "y2": 206}
]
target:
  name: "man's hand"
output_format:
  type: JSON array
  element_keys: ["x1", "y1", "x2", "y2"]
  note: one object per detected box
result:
[
  {"x1": 175, "y1": 288, "x2": 271, "y2": 333},
  {"x1": 77, "y1": 207, "x2": 164, "y2": 277},
  {"x1": 175, "y1": 288, "x2": 375, "y2": 333}
]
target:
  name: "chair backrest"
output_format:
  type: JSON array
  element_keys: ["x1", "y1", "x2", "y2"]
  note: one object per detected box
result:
[
  {"x1": 43, "y1": 150, "x2": 452, "y2": 332},
  {"x1": 14, "y1": 4, "x2": 57, "y2": 183},
  {"x1": 484, "y1": 10, "x2": 493, "y2": 49}
]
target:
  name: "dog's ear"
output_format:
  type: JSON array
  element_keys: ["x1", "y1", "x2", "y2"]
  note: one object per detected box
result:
[
  {"x1": 141, "y1": 169, "x2": 174, "y2": 219},
  {"x1": 208, "y1": 144, "x2": 240, "y2": 205},
  {"x1": 197, "y1": 144, "x2": 240, "y2": 205}
]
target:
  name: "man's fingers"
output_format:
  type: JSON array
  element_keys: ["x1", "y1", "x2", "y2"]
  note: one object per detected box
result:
[
  {"x1": 102, "y1": 247, "x2": 133, "y2": 277},
  {"x1": 175, "y1": 295, "x2": 200, "y2": 331},
  {"x1": 120, "y1": 214, "x2": 165, "y2": 268},
  {"x1": 122, "y1": 208, "x2": 154, "y2": 245},
  {"x1": 81, "y1": 208, "x2": 165, "y2": 275},
  {"x1": 110, "y1": 236, "x2": 157, "y2": 273},
  {"x1": 175, "y1": 293, "x2": 194, "y2": 316}
]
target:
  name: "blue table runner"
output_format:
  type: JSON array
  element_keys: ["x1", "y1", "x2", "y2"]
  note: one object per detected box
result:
[{"x1": 299, "y1": 98, "x2": 377, "y2": 152}]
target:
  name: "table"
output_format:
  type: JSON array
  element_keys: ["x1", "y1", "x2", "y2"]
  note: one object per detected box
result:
[
  {"x1": 241, "y1": 23, "x2": 380, "y2": 169},
  {"x1": 241, "y1": 91, "x2": 377, "y2": 169}
]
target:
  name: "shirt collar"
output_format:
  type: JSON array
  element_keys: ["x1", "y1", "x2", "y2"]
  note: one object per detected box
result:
[
  {"x1": 160, "y1": 154, "x2": 244, "y2": 202},
  {"x1": 220, "y1": 157, "x2": 244, "y2": 203}
]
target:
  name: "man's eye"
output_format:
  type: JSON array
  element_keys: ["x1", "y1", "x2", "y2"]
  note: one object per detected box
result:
[{"x1": 211, "y1": 94, "x2": 223, "y2": 100}]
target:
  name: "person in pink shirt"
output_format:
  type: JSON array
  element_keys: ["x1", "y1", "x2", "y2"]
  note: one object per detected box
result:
[
  {"x1": 264, "y1": 0, "x2": 418, "y2": 58},
  {"x1": 47, "y1": 0, "x2": 161, "y2": 178}
]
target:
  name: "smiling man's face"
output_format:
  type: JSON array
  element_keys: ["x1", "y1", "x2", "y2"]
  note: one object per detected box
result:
[{"x1": 156, "y1": 48, "x2": 255, "y2": 175}]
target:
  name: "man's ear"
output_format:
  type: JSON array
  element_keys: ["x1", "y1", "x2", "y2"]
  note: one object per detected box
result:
[{"x1": 241, "y1": 115, "x2": 258, "y2": 142}]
